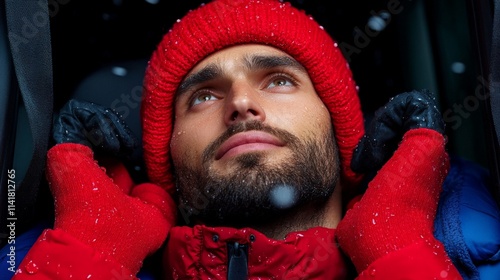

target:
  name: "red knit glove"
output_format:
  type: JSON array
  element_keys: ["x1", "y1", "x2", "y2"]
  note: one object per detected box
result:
[
  {"x1": 18, "y1": 99, "x2": 176, "y2": 276},
  {"x1": 46, "y1": 143, "x2": 176, "y2": 274},
  {"x1": 336, "y1": 91, "x2": 450, "y2": 273}
]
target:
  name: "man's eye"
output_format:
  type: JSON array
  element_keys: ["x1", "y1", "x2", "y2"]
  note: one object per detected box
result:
[
  {"x1": 266, "y1": 77, "x2": 294, "y2": 89},
  {"x1": 191, "y1": 93, "x2": 217, "y2": 106}
]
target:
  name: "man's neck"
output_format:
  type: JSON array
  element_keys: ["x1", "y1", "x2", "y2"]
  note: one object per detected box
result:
[
  {"x1": 190, "y1": 182, "x2": 343, "y2": 240},
  {"x1": 249, "y1": 183, "x2": 343, "y2": 240}
]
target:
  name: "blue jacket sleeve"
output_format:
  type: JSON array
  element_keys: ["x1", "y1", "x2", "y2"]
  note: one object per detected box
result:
[{"x1": 434, "y1": 156, "x2": 500, "y2": 280}]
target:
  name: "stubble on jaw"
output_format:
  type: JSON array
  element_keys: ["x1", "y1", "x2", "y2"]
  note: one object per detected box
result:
[{"x1": 174, "y1": 120, "x2": 340, "y2": 236}]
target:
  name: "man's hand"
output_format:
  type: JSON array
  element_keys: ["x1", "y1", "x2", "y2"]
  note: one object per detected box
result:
[
  {"x1": 22, "y1": 99, "x2": 175, "y2": 275},
  {"x1": 351, "y1": 89, "x2": 445, "y2": 173},
  {"x1": 336, "y1": 90, "x2": 450, "y2": 273},
  {"x1": 52, "y1": 99, "x2": 137, "y2": 157},
  {"x1": 47, "y1": 143, "x2": 176, "y2": 274}
]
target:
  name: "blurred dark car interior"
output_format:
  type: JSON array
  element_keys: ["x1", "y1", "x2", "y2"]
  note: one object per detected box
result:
[{"x1": 50, "y1": 0, "x2": 495, "y2": 174}]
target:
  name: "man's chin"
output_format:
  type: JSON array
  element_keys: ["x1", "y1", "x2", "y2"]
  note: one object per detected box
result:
[
  {"x1": 211, "y1": 151, "x2": 289, "y2": 175},
  {"x1": 235, "y1": 152, "x2": 265, "y2": 168}
]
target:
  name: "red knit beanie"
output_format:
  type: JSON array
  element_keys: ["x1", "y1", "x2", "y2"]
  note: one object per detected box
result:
[{"x1": 142, "y1": 0, "x2": 364, "y2": 194}]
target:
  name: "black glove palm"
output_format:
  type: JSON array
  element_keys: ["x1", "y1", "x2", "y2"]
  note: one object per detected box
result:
[
  {"x1": 53, "y1": 99, "x2": 138, "y2": 157},
  {"x1": 351, "y1": 89, "x2": 445, "y2": 173}
]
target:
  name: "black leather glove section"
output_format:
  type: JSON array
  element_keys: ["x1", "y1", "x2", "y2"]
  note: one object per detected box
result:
[
  {"x1": 351, "y1": 90, "x2": 445, "y2": 173},
  {"x1": 53, "y1": 99, "x2": 138, "y2": 157}
]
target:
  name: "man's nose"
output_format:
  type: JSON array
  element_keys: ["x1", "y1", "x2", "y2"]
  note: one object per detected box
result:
[{"x1": 224, "y1": 82, "x2": 266, "y2": 125}]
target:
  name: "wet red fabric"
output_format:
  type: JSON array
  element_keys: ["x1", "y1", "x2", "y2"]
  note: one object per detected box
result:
[
  {"x1": 164, "y1": 226, "x2": 348, "y2": 279},
  {"x1": 13, "y1": 226, "x2": 462, "y2": 279},
  {"x1": 356, "y1": 240, "x2": 463, "y2": 279},
  {"x1": 336, "y1": 128, "x2": 453, "y2": 272},
  {"x1": 13, "y1": 143, "x2": 176, "y2": 276},
  {"x1": 11, "y1": 140, "x2": 463, "y2": 279},
  {"x1": 13, "y1": 229, "x2": 137, "y2": 280}
]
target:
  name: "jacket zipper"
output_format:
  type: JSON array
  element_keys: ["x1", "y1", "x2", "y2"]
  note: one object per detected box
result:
[{"x1": 227, "y1": 242, "x2": 248, "y2": 280}]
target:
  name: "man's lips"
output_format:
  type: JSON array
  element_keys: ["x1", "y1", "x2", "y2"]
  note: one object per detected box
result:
[{"x1": 215, "y1": 131, "x2": 285, "y2": 160}]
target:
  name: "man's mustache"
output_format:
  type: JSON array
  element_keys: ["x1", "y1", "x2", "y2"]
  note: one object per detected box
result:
[{"x1": 202, "y1": 120, "x2": 300, "y2": 163}]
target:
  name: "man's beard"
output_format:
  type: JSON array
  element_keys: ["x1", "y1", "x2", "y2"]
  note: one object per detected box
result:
[{"x1": 175, "y1": 120, "x2": 340, "y2": 228}]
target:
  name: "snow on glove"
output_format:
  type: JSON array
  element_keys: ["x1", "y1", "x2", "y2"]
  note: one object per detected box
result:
[
  {"x1": 24, "y1": 100, "x2": 175, "y2": 275},
  {"x1": 336, "y1": 90, "x2": 450, "y2": 273},
  {"x1": 46, "y1": 144, "x2": 176, "y2": 274},
  {"x1": 52, "y1": 99, "x2": 138, "y2": 157},
  {"x1": 350, "y1": 89, "x2": 445, "y2": 173}
]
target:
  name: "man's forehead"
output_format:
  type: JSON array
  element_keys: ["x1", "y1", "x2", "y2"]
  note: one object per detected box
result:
[{"x1": 186, "y1": 44, "x2": 304, "y2": 77}]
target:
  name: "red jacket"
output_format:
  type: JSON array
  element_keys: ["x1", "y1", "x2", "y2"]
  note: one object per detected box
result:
[{"x1": 13, "y1": 224, "x2": 461, "y2": 279}]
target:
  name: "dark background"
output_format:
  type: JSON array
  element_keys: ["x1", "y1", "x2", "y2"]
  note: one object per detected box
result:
[{"x1": 46, "y1": 0, "x2": 493, "y2": 171}]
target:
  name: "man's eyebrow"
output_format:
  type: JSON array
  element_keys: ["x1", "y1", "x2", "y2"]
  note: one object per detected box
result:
[
  {"x1": 177, "y1": 64, "x2": 223, "y2": 96},
  {"x1": 176, "y1": 55, "x2": 305, "y2": 96},
  {"x1": 245, "y1": 55, "x2": 306, "y2": 72}
]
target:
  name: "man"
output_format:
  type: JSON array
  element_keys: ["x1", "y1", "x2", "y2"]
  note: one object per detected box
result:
[{"x1": 13, "y1": 0, "x2": 461, "y2": 279}]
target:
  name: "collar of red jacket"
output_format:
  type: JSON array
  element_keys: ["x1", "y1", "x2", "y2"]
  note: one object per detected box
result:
[{"x1": 163, "y1": 225, "x2": 348, "y2": 279}]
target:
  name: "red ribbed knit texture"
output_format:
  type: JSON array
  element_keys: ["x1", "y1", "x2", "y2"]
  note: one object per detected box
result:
[
  {"x1": 142, "y1": 0, "x2": 364, "y2": 193},
  {"x1": 45, "y1": 143, "x2": 176, "y2": 274},
  {"x1": 336, "y1": 128, "x2": 450, "y2": 273}
]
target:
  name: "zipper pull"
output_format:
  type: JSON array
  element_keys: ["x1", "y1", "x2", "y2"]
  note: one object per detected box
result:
[{"x1": 227, "y1": 242, "x2": 248, "y2": 280}]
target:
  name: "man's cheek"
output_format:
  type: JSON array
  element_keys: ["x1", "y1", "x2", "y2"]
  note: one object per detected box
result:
[
  {"x1": 169, "y1": 132, "x2": 187, "y2": 165},
  {"x1": 171, "y1": 132, "x2": 205, "y2": 165}
]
